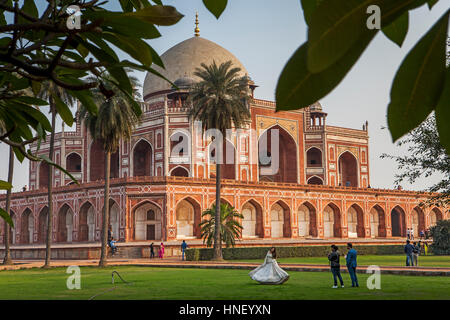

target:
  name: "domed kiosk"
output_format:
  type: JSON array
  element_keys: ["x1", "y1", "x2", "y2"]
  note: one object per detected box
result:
[{"x1": 143, "y1": 36, "x2": 248, "y2": 100}]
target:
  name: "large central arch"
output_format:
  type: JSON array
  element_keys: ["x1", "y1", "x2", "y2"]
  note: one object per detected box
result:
[
  {"x1": 411, "y1": 207, "x2": 425, "y2": 237},
  {"x1": 133, "y1": 201, "x2": 162, "y2": 241},
  {"x1": 258, "y1": 125, "x2": 297, "y2": 183},
  {"x1": 338, "y1": 151, "x2": 358, "y2": 187}
]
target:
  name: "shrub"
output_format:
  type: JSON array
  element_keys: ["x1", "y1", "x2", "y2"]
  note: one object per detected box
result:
[
  {"x1": 430, "y1": 219, "x2": 450, "y2": 255},
  {"x1": 185, "y1": 245, "x2": 406, "y2": 261}
]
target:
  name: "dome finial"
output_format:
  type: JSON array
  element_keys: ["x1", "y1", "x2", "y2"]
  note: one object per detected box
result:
[{"x1": 194, "y1": 12, "x2": 200, "y2": 37}]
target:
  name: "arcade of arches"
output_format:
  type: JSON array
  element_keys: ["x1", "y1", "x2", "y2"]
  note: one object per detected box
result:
[{"x1": 1, "y1": 197, "x2": 447, "y2": 244}]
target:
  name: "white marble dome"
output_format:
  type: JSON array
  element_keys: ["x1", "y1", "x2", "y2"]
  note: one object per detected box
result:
[{"x1": 143, "y1": 36, "x2": 248, "y2": 99}]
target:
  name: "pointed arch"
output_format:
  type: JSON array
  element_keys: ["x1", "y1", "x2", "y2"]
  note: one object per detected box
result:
[
  {"x1": 298, "y1": 201, "x2": 318, "y2": 237},
  {"x1": 307, "y1": 176, "x2": 324, "y2": 185},
  {"x1": 78, "y1": 201, "x2": 95, "y2": 242},
  {"x1": 57, "y1": 204, "x2": 74, "y2": 242},
  {"x1": 323, "y1": 202, "x2": 341, "y2": 238},
  {"x1": 429, "y1": 207, "x2": 443, "y2": 227},
  {"x1": 347, "y1": 204, "x2": 365, "y2": 238},
  {"x1": 175, "y1": 197, "x2": 201, "y2": 239},
  {"x1": 411, "y1": 206, "x2": 425, "y2": 238},
  {"x1": 66, "y1": 152, "x2": 82, "y2": 172},
  {"x1": 20, "y1": 208, "x2": 34, "y2": 244},
  {"x1": 258, "y1": 125, "x2": 298, "y2": 183},
  {"x1": 89, "y1": 139, "x2": 120, "y2": 181},
  {"x1": 370, "y1": 204, "x2": 386, "y2": 238},
  {"x1": 338, "y1": 151, "x2": 358, "y2": 187},
  {"x1": 270, "y1": 200, "x2": 291, "y2": 238},
  {"x1": 38, "y1": 206, "x2": 49, "y2": 243},
  {"x1": 38, "y1": 161, "x2": 49, "y2": 189},
  {"x1": 241, "y1": 199, "x2": 264, "y2": 238},
  {"x1": 170, "y1": 166, "x2": 190, "y2": 177},
  {"x1": 391, "y1": 205, "x2": 406, "y2": 237},
  {"x1": 306, "y1": 147, "x2": 322, "y2": 167},
  {"x1": 132, "y1": 138, "x2": 153, "y2": 177},
  {"x1": 131, "y1": 200, "x2": 162, "y2": 241}
]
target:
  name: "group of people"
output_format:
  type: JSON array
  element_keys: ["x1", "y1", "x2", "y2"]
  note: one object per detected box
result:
[
  {"x1": 327, "y1": 243, "x2": 359, "y2": 288},
  {"x1": 248, "y1": 243, "x2": 360, "y2": 287},
  {"x1": 404, "y1": 240, "x2": 427, "y2": 266},
  {"x1": 107, "y1": 226, "x2": 118, "y2": 255},
  {"x1": 407, "y1": 228, "x2": 430, "y2": 240},
  {"x1": 149, "y1": 242, "x2": 165, "y2": 258},
  {"x1": 149, "y1": 240, "x2": 189, "y2": 260}
]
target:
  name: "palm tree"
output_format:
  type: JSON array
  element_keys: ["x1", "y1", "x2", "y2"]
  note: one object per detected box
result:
[
  {"x1": 37, "y1": 81, "x2": 75, "y2": 268},
  {"x1": 189, "y1": 60, "x2": 251, "y2": 260},
  {"x1": 199, "y1": 203, "x2": 243, "y2": 248},
  {"x1": 78, "y1": 73, "x2": 141, "y2": 267},
  {"x1": 1, "y1": 146, "x2": 14, "y2": 265}
]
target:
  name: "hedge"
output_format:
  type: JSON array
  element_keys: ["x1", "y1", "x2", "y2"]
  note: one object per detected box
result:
[{"x1": 185, "y1": 245, "x2": 410, "y2": 261}]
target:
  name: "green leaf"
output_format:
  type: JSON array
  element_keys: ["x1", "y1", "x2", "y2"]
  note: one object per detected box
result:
[
  {"x1": 124, "y1": 5, "x2": 184, "y2": 26},
  {"x1": 107, "y1": 66, "x2": 133, "y2": 95},
  {"x1": 39, "y1": 155, "x2": 80, "y2": 185},
  {"x1": 52, "y1": 93, "x2": 74, "y2": 127},
  {"x1": 15, "y1": 96, "x2": 48, "y2": 106},
  {"x1": 31, "y1": 80, "x2": 41, "y2": 96},
  {"x1": 68, "y1": 90, "x2": 98, "y2": 115},
  {"x1": 12, "y1": 103, "x2": 52, "y2": 132},
  {"x1": 300, "y1": 0, "x2": 324, "y2": 26},
  {"x1": 387, "y1": 10, "x2": 449, "y2": 142},
  {"x1": 0, "y1": 180, "x2": 12, "y2": 190},
  {"x1": 203, "y1": 0, "x2": 228, "y2": 19},
  {"x1": 276, "y1": 34, "x2": 375, "y2": 110},
  {"x1": 427, "y1": 0, "x2": 439, "y2": 9},
  {"x1": 102, "y1": 32, "x2": 153, "y2": 66},
  {"x1": 18, "y1": 0, "x2": 38, "y2": 24},
  {"x1": 435, "y1": 67, "x2": 450, "y2": 155},
  {"x1": 382, "y1": 11, "x2": 409, "y2": 47},
  {"x1": 307, "y1": 0, "x2": 422, "y2": 73},
  {"x1": 0, "y1": 208, "x2": 14, "y2": 228}
]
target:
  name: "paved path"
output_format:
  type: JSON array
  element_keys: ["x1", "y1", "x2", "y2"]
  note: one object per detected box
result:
[{"x1": 1, "y1": 258, "x2": 449, "y2": 276}]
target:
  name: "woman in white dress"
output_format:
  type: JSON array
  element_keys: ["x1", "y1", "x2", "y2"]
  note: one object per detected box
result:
[{"x1": 249, "y1": 247, "x2": 289, "y2": 284}]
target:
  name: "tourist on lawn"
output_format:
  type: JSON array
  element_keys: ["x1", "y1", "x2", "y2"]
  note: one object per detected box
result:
[
  {"x1": 406, "y1": 228, "x2": 410, "y2": 240},
  {"x1": 249, "y1": 247, "x2": 290, "y2": 284},
  {"x1": 345, "y1": 243, "x2": 359, "y2": 287},
  {"x1": 328, "y1": 245, "x2": 344, "y2": 288},
  {"x1": 404, "y1": 240, "x2": 414, "y2": 266},
  {"x1": 413, "y1": 242, "x2": 420, "y2": 266},
  {"x1": 411, "y1": 228, "x2": 415, "y2": 240},
  {"x1": 423, "y1": 242, "x2": 428, "y2": 256},
  {"x1": 181, "y1": 240, "x2": 188, "y2": 261},
  {"x1": 150, "y1": 242, "x2": 155, "y2": 259},
  {"x1": 159, "y1": 242, "x2": 165, "y2": 259}
]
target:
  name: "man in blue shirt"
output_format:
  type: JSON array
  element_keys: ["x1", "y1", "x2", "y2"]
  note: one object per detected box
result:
[
  {"x1": 181, "y1": 240, "x2": 188, "y2": 261},
  {"x1": 404, "y1": 240, "x2": 414, "y2": 266},
  {"x1": 345, "y1": 243, "x2": 359, "y2": 287}
]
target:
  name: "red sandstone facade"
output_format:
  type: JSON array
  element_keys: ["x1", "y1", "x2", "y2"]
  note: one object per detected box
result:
[{"x1": 0, "y1": 36, "x2": 447, "y2": 246}]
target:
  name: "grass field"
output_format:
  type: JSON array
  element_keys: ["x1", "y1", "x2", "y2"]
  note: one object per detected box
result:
[
  {"x1": 237, "y1": 255, "x2": 450, "y2": 268},
  {"x1": 0, "y1": 266, "x2": 449, "y2": 300}
]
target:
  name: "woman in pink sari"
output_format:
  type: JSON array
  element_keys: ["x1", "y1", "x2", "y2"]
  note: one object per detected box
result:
[{"x1": 159, "y1": 242, "x2": 165, "y2": 258}]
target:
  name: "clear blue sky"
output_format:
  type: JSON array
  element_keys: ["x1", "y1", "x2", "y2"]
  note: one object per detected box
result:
[{"x1": 1, "y1": 0, "x2": 448, "y2": 191}]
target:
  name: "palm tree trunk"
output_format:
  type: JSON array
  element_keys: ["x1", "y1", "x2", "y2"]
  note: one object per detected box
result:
[
  {"x1": 44, "y1": 101, "x2": 56, "y2": 268},
  {"x1": 2, "y1": 147, "x2": 14, "y2": 265},
  {"x1": 99, "y1": 151, "x2": 111, "y2": 267},
  {"x1": 213, "y1": 143, "x2": 223, "y2": 261}
]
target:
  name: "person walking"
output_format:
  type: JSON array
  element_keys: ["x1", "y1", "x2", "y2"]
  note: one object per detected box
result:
[
  {"x1": 159, "y1": 242, "x2": 165, "y2": 259},
  {"x1": 424, "y1": 242, "x2": 428, "y2": 256},
  {"x1": 150, "y1": 242, "x2": 155, "y2": 259},
  {"x1": 328, "y1": 245, "x2": 344, "y2": 289},
  {"x1": 181, "y1": 240, "x2": 188, "y2": 261},
  {"x1": 345, "y1": 243, "x2": 359, "y2": 287},
  {"x1": 413, "y1": 242, "x2": 420, "y2": 266},
  {"x1": 404, "y1": 240, "x2": 414, "y2": 266},
  {"x1": 406, "y1": 228, "x2": 410, "y2": 240},
  {"x1": 411, "y1": 228, "x2": 414, "y2": 240}
]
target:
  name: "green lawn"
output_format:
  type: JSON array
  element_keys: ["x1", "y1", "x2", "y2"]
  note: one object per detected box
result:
[
  {"x1": 0, "y1": 266, "x2": 449, "y2": 300},
  {"x1": 237, "y1": 255, "x2": 450, "y2": 268}
]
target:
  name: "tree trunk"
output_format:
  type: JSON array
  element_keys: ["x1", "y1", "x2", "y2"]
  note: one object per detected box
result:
[
  {"x1": 213, "y1": 142, "x2": 223, "y2": 261},
  {"x1": 99, "y1": 151, "x2": 111, "y2": 267},
  {"x1": 44, "y1": 101, "x2": 56, "y2": 268},
  {"x1": 2, "y1": 147, "x2": 14, "y2": 265}
]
